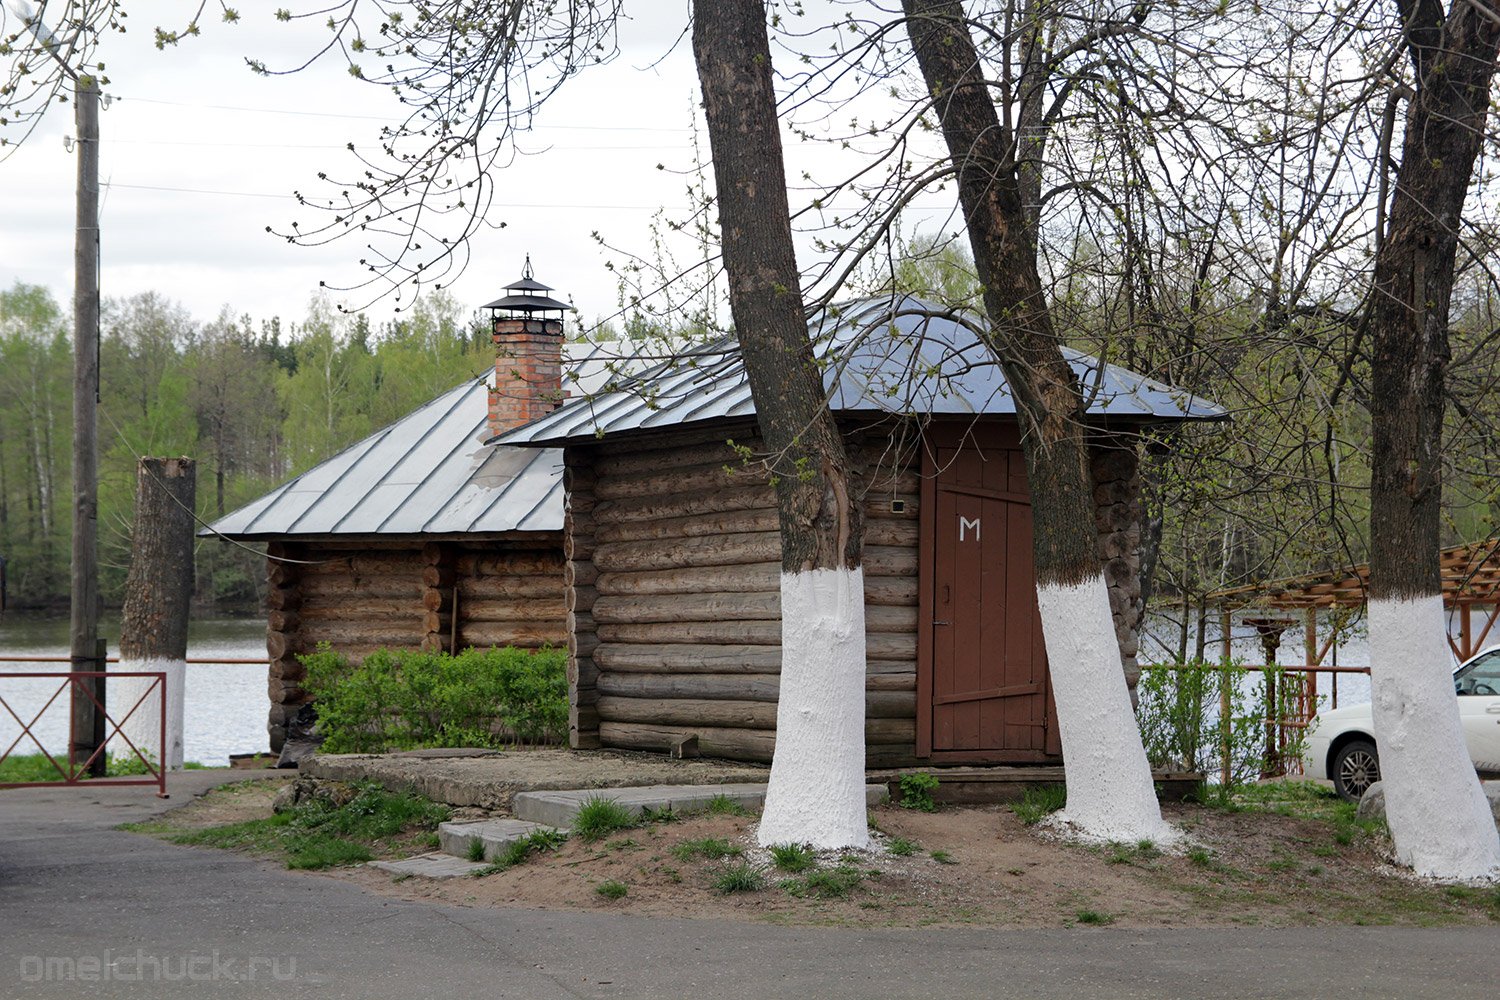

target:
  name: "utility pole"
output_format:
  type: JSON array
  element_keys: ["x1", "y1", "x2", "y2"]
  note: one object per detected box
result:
[{"x1": 68, "y1": 73, "x2": 103, "y2": 775}]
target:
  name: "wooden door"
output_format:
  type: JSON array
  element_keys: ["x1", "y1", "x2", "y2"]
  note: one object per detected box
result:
[{"x1": 918, "y1": 423, "x2": 1060, "y2": 761}]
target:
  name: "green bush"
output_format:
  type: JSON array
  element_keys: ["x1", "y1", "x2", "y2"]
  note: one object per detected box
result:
[
  {"x1": 300, "y1": 643, "x2": 568, "y2": 753},
  {"x1": 897, "y1": 772, "x2": 940, "y2": 812}
]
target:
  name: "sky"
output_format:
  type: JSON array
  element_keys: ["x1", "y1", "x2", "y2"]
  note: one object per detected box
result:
[{"x1": 0, "y1": 3, "x2": 830, "y2": 332}]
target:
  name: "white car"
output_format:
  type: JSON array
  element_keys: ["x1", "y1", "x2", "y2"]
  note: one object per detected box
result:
[{"x1": 1305, "y1": 645, "x2": 1500, "y2": 801}]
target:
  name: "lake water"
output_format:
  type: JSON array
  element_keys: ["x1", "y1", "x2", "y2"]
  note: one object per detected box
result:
[
  {"x1": 0, "y1": 609, "x2": 1386, "y2": 767},
  {"x1": 0, "y1": 613, "x2": 269, "y2": 767}
]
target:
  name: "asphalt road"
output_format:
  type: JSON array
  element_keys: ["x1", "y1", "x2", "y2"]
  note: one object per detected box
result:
[{"x1": 2, "y1": 772, "x2": 1496, "y2": 1000}]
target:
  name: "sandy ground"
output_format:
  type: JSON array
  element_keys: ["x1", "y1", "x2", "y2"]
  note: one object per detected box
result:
[{"x1": 153, "y1": 782, "x2": 1500, "y2": 929}]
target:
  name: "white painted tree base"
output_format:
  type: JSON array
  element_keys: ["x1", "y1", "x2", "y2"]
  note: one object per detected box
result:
[
  {"x1": 109, "y1": 658, "x2": 185, "y2": 770},
  {"x1": 1037, "y1": 576, "x2": 1178, "y2": 845},
  {"x1": 1369, "y1": 595, "x2": 1500, "y2": 881},
  {"x1": 757, "y1": 567, "x2": 870, "y2": 850}
]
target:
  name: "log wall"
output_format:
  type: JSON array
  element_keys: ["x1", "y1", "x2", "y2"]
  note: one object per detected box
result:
[
  {"x1": 570, "y1": 422, "x2": 923, "y2": 766},
  {"x1": 262, "y1": 535, "x2": 565, "y2": 751}
]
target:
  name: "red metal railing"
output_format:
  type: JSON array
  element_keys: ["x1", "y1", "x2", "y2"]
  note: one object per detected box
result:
[{"x1": 0, "y1": 671, "x2": 169, "y2": 797}]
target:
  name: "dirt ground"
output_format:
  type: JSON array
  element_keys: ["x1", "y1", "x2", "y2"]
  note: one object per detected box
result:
[{"x1": 149, "y1": 780, "x2": 1500, "y2": 929}]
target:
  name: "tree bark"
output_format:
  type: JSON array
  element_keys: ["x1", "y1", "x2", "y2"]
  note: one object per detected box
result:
[
  {"x1": 115, "y1": 457, "x2": 196, "y2": 770},
  {"x1": 904, "y1": 0, "x2": 1172, "y2": 842},
  {"x1": 693, "y1": 0, "x2": 869, "y2": 849},
  {"x1": 1364, "y1": 0, "x2": 1500, "y2": 880}
]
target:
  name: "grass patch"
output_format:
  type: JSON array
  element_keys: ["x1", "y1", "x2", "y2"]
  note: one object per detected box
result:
[
  {"x1": 672, "y1": 837, "x2": 742, "y2": 862},
  {"x1": 0, "y1": 752, "x2": 209, "y2": 783},
  {"x1": 1187, "y1": 847, "x2": 1213, "y2": 867},
  {"x1": 1011, "y1": 784, "x2": 1067, "y2": 825},
  {"x1": 639, "y1": 805, "x2": 678, "y2": 824},
  {"x1": 713, "y1": 863, "x2": 766, "y2": 893},
  {"x1": 572, "y1": 796, "x2": 637, "y2": 842},
  {"x1": 595, "y1": 879, "x2": 629, "y2": 900},
  {"x1": 769, "y1": 843, "x2": 816, "y2": 872},
  {"x1": 467, "y1": 838, "x2": 487, "y2": 862},
  {"x1": 160, "y1": 781, "x2": 449, "y2": 871},
  {"x1": 784, "y1": 864, "x2": 863, "y2": 899},
  {"x1": 1075, "y1": 909, "x2": 1114, "y2": 926},
  {"x1": 1105, "y1": 842, "x2": 1133, "y2": 866},
  {"x1": 885, "y1": 836, "x2": 920, "y2": 857},
  {"x1": 705, "y1": 794, "x2": 749, "y2": 817},
  {"x1": 930, "y1": 849, "x2": 957, "y2": 865}
]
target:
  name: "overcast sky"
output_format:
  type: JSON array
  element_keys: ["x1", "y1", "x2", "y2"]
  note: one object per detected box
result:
[{"x1": 2, "y1": 3, "x2": 844, "y2": 332}]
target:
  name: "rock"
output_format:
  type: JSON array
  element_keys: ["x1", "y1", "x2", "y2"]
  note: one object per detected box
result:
[
  {"x1": 272, "y1": 776, "x2": 356, "y2": 814},
  {"x1": 276, "y1": 703, "x2": 324, "y2": 768},
  {"x1": 1357, "y1": 780, "x2": 1500, "y2": 826}
]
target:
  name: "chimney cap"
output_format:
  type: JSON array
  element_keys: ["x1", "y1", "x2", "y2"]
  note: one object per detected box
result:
[{"x1": 484, "y1": 255, "x2": 572, "y2": 317}]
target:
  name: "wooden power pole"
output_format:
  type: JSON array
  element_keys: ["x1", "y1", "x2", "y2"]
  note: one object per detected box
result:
[{"x1": 67, "y1": 75, "x2": 104, "y2": 776}]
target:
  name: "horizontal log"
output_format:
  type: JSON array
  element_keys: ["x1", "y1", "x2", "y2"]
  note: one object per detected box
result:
[
  {"x1": 593, "y1": 437, "x2": 751, "y2": 477},
  {"x1": 266, "y1": 631, "x2": 291, "y2": 661},
  {"x1": 866, "y1": 671, "x2": 916, "y2": 693},
  {"x1": 299, "y1": 596, "x2": 425, "y2": 617},
  {"x1": 422, "y1": 542, "x2": 448, "y2": 566},
  {"x1": 298, "y1": 553, "x2": 424, "y2": 578},
  {"x1": 863, "y1": 577, "x2": 917, "y2": 607},
  {"x1": 594, "y1": 463, "x2": 771, "y2": 502},
  {"x1": 864, "y1": 519, "x2": 918, "y2": 548},
  {"x1": 267, "y1": 562, "x2": 300, "y2": 588},
  {"x1": 572, "y1": 632, "x2": 601, "y2": 658},
  {"x1": 867, "y1": 690, "x2": 916, "y2": 719},
  {"x1": 565, "y1": 561, "x2": 598, "y2": 588},
  {"x1": 866, "y1": 633, "x2": 916, "y2": 661},
  {"x1": 593, "y1": 506, "x2": 778, "y2": 545},
  {"x1": 597, "y1": 620, "x2": 782, "y2": 646},
  {"x1": 568, "y1": 655, "x2": 600, "y2": 691},
  {"x1": 595, "y1": 422, "x2": 757, "y2": 459},
  {"x1": 568, "y1": 585, "x2": 598, "y2": 613},
  {"x1": 594, "y1": 643, "x2": 784, "y2": 673},
  {"x1": 268, "y1": 679, "x2": 305, "y2": 703},
  {"x1": 457, "y1": 597, "x2": 567, "y2": 624},
  {"x1": 267, "y1": 657, "x2": 305, "y2": 682},
  {"x1": 266, "y1": 609, "x2": 300, "y2": 633},
  {"x1": 593, "y1": 485, "x2": 773, "y2": 525},
  {"x1": 421, "y1": 565, "x2": 456, "y2": 588},
  {"x1": 569, "y1": 611, "x2": 595, "y2": 636},
  {"x1": 866, "y1": 605, "x2": 918, "y2": 634},
  {"x1": 597, "y1": 563, "x2": 780, "y2": 597},
  {"x1": 453, "y1": 552, "x2": 565, "y2": 577},
  {"x1": 459, "y1": 621, "x2": 568, "y2": 649},
  {"x1": 597, "y1": 695, "x2": 777, "y2": 729},
  {"x1": 299, "y1": 576, "x2": 424, "y2": 601},
  {"x1": 593, "y1": 592, "x2": 781, "y2": 625},
  {"x1": 421, "y1": 611, "x2": 452, "y2": 634},
  {"x1": 296, "y1": 622, "x2": 427, "y2": 649},
  {"x1": 422, "y1": 587, "x2": 449, "y2": 612},
  {"x1": 863, "y1": 493, "x2": 920, "y2": 520},
  {"x1": 857, "y1": 470, "x2": 920, "y2": 495},
  {"x1": 864, "y1": 745, "x2": 923, "y2": 768},
  {"x1": 597, "y1": 672, "x2": 781, "y2": 703},
  {"x1": 864, "y1": 545, "x2": 917, "y2": 577},
  {"x1": 594, "y1": 531, "x2": 781, "y2": 573},
  {"x1": 599, "y1": 722, "x2": 774, "y2": 763},
  {"x1": 453, "y1": 575, "x2": 562, "y2": 600},
  {"x1": 265, "y1": 585, "x2": 300, "y2": 611},
  {"x1": 866, "y1": 658, "x2": 917, "y2": 675}
]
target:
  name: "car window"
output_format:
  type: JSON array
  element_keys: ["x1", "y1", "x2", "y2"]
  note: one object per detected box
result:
[{"x1": 1455, "y1": 648, "x2": 1500, "y2": 695}]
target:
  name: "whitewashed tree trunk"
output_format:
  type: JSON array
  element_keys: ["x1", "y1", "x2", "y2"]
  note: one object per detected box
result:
[
  {"x1": 110, "y1": 659, "x2": 185, "y2": 770},
  {"x1": 757, "y1": 569, "x2": 869, "y2": 849},
  {"x1": 1038, "y1": 576, "x2": 1176, "y2": 843},
  {"x1": 1369, "y1": 597, "x2": 1500, "y2": 879}
]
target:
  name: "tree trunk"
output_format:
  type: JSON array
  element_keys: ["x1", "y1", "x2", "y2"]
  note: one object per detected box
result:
[
  {"x1": 114, "y1": 458, "x2": 196, "y2": 770},
  {"x1": 904, "y1": 0, "x2": 1172, "y2": 841},
  {"x1": 1364, "y1": 0, "x2": 1500, "y2": 880},
  {"x1": 692, "y1": 0, "x2": 869, "y2": 849}
]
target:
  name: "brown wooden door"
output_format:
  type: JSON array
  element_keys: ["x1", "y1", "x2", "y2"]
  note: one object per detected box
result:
[{"x1": 919, "y1": 424, "x2": 1060, "y2": 760}]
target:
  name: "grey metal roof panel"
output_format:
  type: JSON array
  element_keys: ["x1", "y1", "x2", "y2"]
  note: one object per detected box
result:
[
  {"x1": 205, "y1": 340, "x2": 664, "y2": 541},
  {"x1": 494, "y1": 296, "x2": 1226, "y2": 447}
]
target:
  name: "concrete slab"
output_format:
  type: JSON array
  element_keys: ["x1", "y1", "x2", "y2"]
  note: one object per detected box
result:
[
  {"x1": 512, "y1": 782, "x2": 889, "y2": 828},
  {"x1": 368, "y1": 852, "x2": 490, "y2": 879},
  {"x1": 301, "y1": 748, "x2": 769, "y2": 810},
  {"x1": 438, "y1": 818, "x2": 563, "y2": 860}
]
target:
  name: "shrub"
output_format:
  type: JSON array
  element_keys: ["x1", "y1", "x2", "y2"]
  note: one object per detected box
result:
[
  {"x1": 300, "y1": 643, "x2": 568, "y2": 752},
  {"x1": 712, "y1": 863, "x2": 766, "y2": 893},
  {"x1": 897, "y1": 772, "x2": 940, "y2": 812},
  {"x1": 595, "y1": 880, "x2": 628, "y2": 900}
]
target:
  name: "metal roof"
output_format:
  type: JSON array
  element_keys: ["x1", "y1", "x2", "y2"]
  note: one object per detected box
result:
[
  {"x1": 492, "y1": 296, "x2": 1227, "y2": 448},
  {"x1": 204, "y1": 339, "x2": 681, "y2": 541}
]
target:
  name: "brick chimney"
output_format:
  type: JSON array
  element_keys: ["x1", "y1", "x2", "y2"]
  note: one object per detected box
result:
[
  {"x1": 483, "y1": 257, "x2": 570, "y2": 439},
  {"x1": 488, "y1": 315, "x2": 564, "y2": 436}
]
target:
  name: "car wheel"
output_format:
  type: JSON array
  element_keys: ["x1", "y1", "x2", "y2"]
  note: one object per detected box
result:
[{"x1": 1332, "y1": 739, "x2": 1380, "y2": 802}]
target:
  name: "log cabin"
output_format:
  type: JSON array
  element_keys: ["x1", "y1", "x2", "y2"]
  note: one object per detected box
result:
[
  {"x1": 492, "y1": 296, "x2": 1224, "y2": 767},
  {"x1": 207, "y1": 267, "x2": 672, "y2": 750}
]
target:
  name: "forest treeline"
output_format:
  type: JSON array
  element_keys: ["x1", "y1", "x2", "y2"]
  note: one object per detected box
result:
[{"x1": 0, "y1": 283, "x2": 495, "y2": 612}]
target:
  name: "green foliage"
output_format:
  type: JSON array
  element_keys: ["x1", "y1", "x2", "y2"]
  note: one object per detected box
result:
[
  {"x1": 467, "y1": 837, "x2": 487, "y2": 862},
  {"x1": 769, "y1": 842, "x2": 817, "y2": 872},
  {"x1": 929, "y1": 850, "x2": 957, "y2": 865},
  {"x1": 571, "y1": 796, "x2": 638, "y2": 842},
  {"x1": 595, "y1": 879, "x2": 629, "y2": 900},
  {"x1": 300, "y1": 643, "x2": 568, "y2": 752},
  {"x1": 1136, "y1": 660, "x2": 1311, "y2": 790},
  {"x1": 705, "y1": 793, "x2": 749, "y2": 816},
  {"x1": 783, "y1": 863, "x2": 863, "y2": 899},
  {"x1": 1075, "y1": 909, "x2": 1114, "y2": 926},
  {"x1": 711, "y1": 863, "x2": 766, "y2": 894},
  {"x1": 897, "y1": 772, "x2": 940, "y2": 812},
  {"x1": 1010, "y1": 784, "x2": 1068, "y2": 825}
]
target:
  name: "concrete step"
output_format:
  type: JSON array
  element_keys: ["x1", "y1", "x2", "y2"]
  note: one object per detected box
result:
[
  {"x1": 368, "y1": 853, "x2": 491, "y2": 879},
  {"x1": 511, "y1": 782, "x2": 889, "y2": 829},
  {"x1": 438, "y1": 818, "x2": 564, "y2": 861}
]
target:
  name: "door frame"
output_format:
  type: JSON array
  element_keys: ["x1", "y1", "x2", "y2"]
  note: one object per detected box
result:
[{"x1": 915, "y1": 420, "x2": 1063, "y2": 764}]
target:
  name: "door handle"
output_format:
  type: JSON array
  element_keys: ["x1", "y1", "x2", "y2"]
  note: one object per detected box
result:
[
  {"x1": 1487, "y1": 705, "x2": 1500, "y2": 715},
  {"x1": 933, "y1": 620, "x2": 951, "y2": 626}
]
